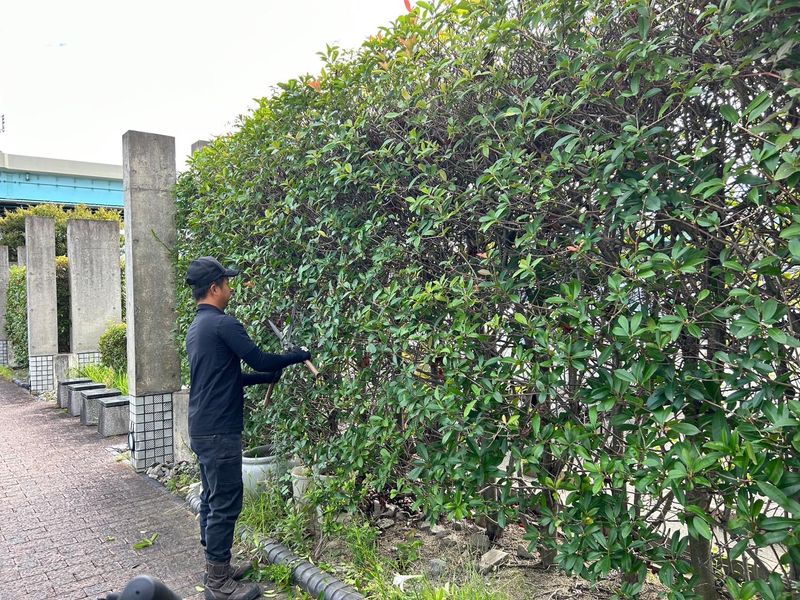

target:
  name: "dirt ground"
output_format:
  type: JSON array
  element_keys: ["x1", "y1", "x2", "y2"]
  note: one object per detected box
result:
[{"x1": 312, "y1": 508, "x2": 667, "y2": 600}]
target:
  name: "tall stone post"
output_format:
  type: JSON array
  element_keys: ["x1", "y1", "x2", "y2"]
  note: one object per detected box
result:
[
  {"x1": 190, "y1": 139, "x2": 209, "y2": 154},
  {"x1": 17, "y1": 245, "x2": 26, "y2": 267},
  {"x1": 123, "y1": 131, "x2": 180, "y2": 472},
  {"x1": 25, "y1": 217, "x2": 58, "y2": 393},
  {"x1": 67, "y1": 219, "x2": 122, "y2": 367},
  {"x1": 0, "y1": 246, "x2": 9, "y2": 365}
]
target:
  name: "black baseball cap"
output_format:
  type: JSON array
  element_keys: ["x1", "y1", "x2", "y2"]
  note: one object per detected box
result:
[{"x1": 185, "y1": 257, "x2": 240, "y2": 287}]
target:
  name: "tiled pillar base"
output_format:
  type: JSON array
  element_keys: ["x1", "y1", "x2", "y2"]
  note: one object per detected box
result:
[
  {"x1": 29, "y1": 355, "x2": 55, "y2": 394},
  {"x1": 77, "y1": 351, "x2": 103, "y2": 369},
  {"x1": 129, "y1": 392, "x2": 174, "y2": 472},
  {"x1": 0, "y1": 340, "x2": 8, "y2": 366}
]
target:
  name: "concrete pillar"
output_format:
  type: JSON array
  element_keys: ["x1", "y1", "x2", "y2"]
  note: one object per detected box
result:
[
  {"x1": 16, "y1": 245, "x2": 26, "y2": 267},
  {"x1": 173, "y1": 389, "x2": 193, "y2": 464},
  {"x1": 67, "y1": 219, "x2": 122, "y2": 368},
  {"x1": 190, "y1": 140, "x2": 209, "y2": 154},
  {"x1": 0, "y1": 246, "x2": 9, "y2": 365},
  {"x1": 53, "y1": 353, "x2": 77, "y2": 385},
  {"x1": 123, "y1": 131, "x2": 180, "y2": 471},
  {"x1": 25, "y1": 217, "x2": 58, "y2": 393}
]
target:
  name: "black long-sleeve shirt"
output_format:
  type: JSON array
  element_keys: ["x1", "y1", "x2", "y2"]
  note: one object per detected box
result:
[{"x1": 186, "y1": 303, "x2": 308, "y2": 436}]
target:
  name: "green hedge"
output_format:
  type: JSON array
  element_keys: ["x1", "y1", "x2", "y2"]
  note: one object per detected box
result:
[
  {"x1": 99, "y1": 322, "x2": 127, "y2": 373},
  {"x1": 6, "y1": 266, "x2": 27, "y2": 366},
  {"x1": 0, "y1": 204, "x2": 121, "y2": 261},
  {"x1": 175, "y1": 0, "x2": 799, "y2": 596},
  {"x1": 55, "y1": 256, "x2": 70, "y2": 353},
  {"x1": 6, "y1": 257, "x2": 73, "y2": 364}
]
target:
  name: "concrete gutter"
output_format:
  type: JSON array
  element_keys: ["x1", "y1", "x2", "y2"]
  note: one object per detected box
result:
[{"x1": 186, "y1": 487, "x2": 364, "y2": 600}]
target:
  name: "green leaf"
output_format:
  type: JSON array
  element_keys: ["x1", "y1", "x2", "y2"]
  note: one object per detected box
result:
[
  {"x1": 133, "y1": 532, "x2": 159, "y2": 550},
  {"x1": 720, "y1": 104, "x2": 739, "y2": 124},
  {"x1": 760, "y1": 517, "x2": 799, "y2": 531},
  {"x1": 757, "y1": 482, "x2": 800, "y2": 516},
  {"x1": 729, "y1": 538, "x2": 748, "y2": 560},
  {"x1": 671, "y1": 423, "x2": 701, "y2": 436},
  {"x1": 693, "y1": 516, "x2": 713, "y2": 540},
  {"x1": 462, "y1": 399, "x2": 477, "y2": 419},
  {"x1": 789, "y1": 239, "x2": 800, "y2": 259},
  {"x1": 614, "y1": 369, "x2": 637, "y2": 384},
  {"x1": 774, "y1": 162, "x2": 798, "y2": 181},
  {"x1": 779, "y1": 224, "x2": 800, "y2": 239},
  {"x1": 746, "y1": 91, "x2": 772, "y2": 121}
]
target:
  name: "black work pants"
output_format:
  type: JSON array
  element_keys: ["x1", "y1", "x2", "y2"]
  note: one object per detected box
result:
[{"x1": 190, "y1": 433, "x2": 243, "y2": 563}]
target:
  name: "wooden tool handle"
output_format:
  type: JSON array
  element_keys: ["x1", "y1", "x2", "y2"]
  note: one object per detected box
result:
[
  {"x1": 264, "y1": 383, "x2": 275, "y2": 406},
  {"x1": 304, "y1": 360, "x2": 320, "y2": 377}
]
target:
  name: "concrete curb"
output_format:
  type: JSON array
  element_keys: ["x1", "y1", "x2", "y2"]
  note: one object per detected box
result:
[{"x1": 185, "y1": 487, "x2": 364, "y2": 600}]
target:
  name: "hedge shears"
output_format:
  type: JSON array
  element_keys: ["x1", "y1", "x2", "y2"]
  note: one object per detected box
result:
[{"x1": 263, "y1": 310, "x2": 319, "y2": 405}]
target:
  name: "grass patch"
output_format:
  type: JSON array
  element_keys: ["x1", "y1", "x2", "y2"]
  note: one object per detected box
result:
[
  {"x1": 0, "y1": 365, "x2": 14, "y2": 380},
  {"x1": 238, "y1": 483, "x2": 313, "y2": 557},
  {"x1": 73, "y1": 363, "x2": 128, "y2": 395},
  {"x1": 238, "y1": 483, "x2": 511, "y2": 600}
]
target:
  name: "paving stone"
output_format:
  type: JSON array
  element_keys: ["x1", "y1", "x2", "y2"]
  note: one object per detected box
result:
[{"x1": 0, "y1": 380, "x2": 206, "y2": 599}]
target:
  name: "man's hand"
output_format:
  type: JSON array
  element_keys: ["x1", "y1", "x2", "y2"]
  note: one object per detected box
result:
[{"x1": 286, "y1": 345, "x2": 312, "y2": 363}]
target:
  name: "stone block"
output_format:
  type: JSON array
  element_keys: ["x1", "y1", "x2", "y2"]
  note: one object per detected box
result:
[
  {"x1": 99, "y1": 395, "x2": 130, "y2": 437},
  {"x1": 25, "y1": 217, "x2": 57, "y2": 357},
  {"x1": 58, "y1": 378, "x2": 91, "y2": 408},
  {"x1": 67, "y1": 219, "x2": 122, "y2": 353},
  {"x1": 53, "y1": 353, "x2": 76, "y2": 384},
  {"x1": 172, "y1": 389, "x2": 193, "y2": 464},
  {"x1": 81, "y1": 388, "x2": 121, "y2": 426},
  {"x1": 69, "y1": 382, "x2": 105, "y2": 416}
]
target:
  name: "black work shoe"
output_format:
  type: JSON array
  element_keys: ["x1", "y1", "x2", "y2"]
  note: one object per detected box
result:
[
  {"x1": 205, "y1": 561, "x2": 260, "y2": 600},
  {"x1": 203, "y1": 561, "x2": 251, "y2": 584}
]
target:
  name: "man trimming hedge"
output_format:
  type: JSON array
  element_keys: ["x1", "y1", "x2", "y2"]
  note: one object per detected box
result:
[{"x1": 185, "y1": 256, "x2": 311, "y2": 600}]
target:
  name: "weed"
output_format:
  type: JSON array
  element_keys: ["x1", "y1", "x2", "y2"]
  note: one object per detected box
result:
[
  {"x1": 250, "y1": 563, "x2": 293, "y2": 591},
  {"x1": 166, "y1": 471, "x2": 196, "y2": 494},
  {"x1": 238, "y1": 484, "x2": 312, "y2": 556},
  {"x1": 0, "y1": 365, "x2": 14, "y2": 380},
  {"x1": 415, "y1": 578, "x2": 510, "y2": 600},
  {"x1": 395, "y1": 535, "x2": 423, "y2": 571}
]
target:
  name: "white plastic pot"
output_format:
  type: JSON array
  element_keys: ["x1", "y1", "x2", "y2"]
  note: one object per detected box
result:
[
  {"x1": 290, "y1": 465, "x2": 333, "y2": 532},
  {"x1": 241, "y1": 445, "x2": 296, "y2": 495}
]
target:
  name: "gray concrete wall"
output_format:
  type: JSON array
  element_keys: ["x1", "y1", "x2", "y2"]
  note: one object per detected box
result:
[
  {"x1": 25, "y1": 217, "x2": 57, "y2": 356},
  {"x1": 67, "y1": 219, "x2": 122, "y2": 353},
  {"x1": 122, "y1": 131, "x2": 180, "y2": 396},
  {"x1": 16, "y1": 245, "x2": 26, "y2": 267},
  {"x1": 0, "y1": 246, "x2": 8, "y2": 340}
]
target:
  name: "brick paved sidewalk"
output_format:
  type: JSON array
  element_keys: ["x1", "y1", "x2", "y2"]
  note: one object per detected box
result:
[{"x1": 0, "y1": 379, "x2": 207, "y2": 600}]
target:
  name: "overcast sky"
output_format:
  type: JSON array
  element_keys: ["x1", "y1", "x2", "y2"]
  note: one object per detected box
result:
[{"x1": 0, "y1": 0, "x2": 405, "y2": 168}]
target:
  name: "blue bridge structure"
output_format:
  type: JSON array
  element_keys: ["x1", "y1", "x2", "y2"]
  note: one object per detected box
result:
[{"x1": 0, "y1": 151, "x2": 123, "y2": 212}]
